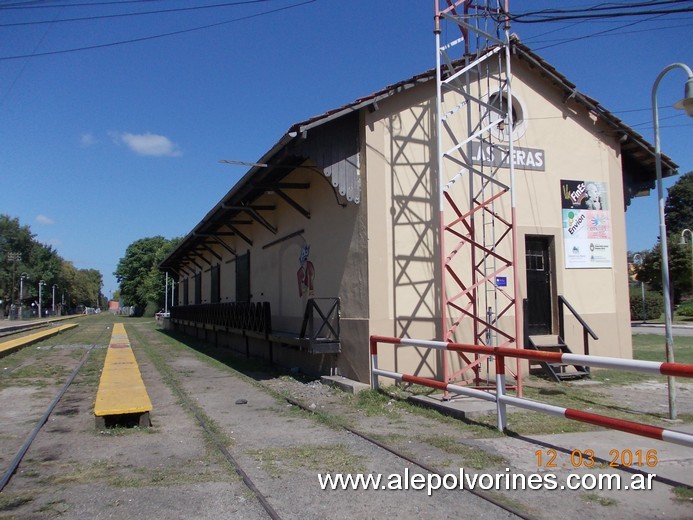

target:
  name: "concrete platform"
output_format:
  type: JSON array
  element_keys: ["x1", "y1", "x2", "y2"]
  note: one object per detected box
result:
[
  {"x1": 408, "y1": 393, "x2": 498, "y2": 419},
  {"x1": 321, "y1": 375, "x2": 370, "y2": 394}
]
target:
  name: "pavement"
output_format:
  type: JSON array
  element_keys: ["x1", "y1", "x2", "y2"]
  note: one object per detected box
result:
[{"x1": 631, "y1": 321, "x2": 693, "y2": 336}]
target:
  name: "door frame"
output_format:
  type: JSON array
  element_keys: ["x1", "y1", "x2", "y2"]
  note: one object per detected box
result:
[{"x1": 524, "y1": 235, "x2": 557, "y2": 336}]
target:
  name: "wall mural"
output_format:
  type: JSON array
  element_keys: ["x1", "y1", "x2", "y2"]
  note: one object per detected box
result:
[
  {"x1": 561, "y1": 179, "x2": 613, "y2": 269},
  {"x1": 297, "y1": 244, "x2": 315, "y2": 297}
]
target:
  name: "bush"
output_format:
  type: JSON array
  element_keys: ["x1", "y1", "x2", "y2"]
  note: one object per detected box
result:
[
  {"x1": 143, "y1": 301, "x2": 160, "y2": 318},
  {"x1": 677, "y1": 301, "x2": 693, "y2": 317},
  {"x1": 629, "y1": 291, "x2": 663, "y2": 321}
]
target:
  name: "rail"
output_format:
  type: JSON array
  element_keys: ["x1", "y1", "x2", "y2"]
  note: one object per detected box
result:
[
  {"x1": 299, "y1": 298, "x2": 340, "y2": 343},
  {"x1": 370, "y1": 335, "x2": 693, "y2": 448},
  {"x1": 558, "y1": 295, "x2": 598, "y2": 357}
]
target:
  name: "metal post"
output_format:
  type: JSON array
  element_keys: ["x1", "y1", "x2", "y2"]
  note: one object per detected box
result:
[
  {"x1": 52, "y1": 284, "x2": 58, "y2": 315},
  {"x1": 651, "y1": 62, "x2": 693, "y2": 420},
  {"x1": 38, "y1": 280, "x2": 45, "y2": 318},
  {"x1": 680, "y1": 229, "x2": 693, "y2": 297},
  {"x1": 633, "y1": 254, "x2": 646, "y2": 323},
  {"x1": 19, "y1": 273, "x2": 27, "y2": 320},
  {"x1": 641, "y1": 281, "x2": 646, "y2": 323}
]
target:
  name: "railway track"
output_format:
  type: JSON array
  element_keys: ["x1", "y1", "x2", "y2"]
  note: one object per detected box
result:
[
  {"x1": 2, "y1": 316, "x2": 688, "y2": 519},
  {"x1": 0, "y1": 320, "x2": 110, "y2": 492},
  {"x1": 0, "y1": 316, "x2": 524, "y2": 518}
]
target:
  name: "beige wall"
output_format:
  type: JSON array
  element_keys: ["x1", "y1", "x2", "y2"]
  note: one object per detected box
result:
[
  {"x1": 174, "y1": 56, "x2": 635, "y2": 385},
  {"x1": 364, "y1": 57, "x2": 633, "y2": 381},
  {"x1": 174, "y1": 163, "x2": 370, "y2": 381}
]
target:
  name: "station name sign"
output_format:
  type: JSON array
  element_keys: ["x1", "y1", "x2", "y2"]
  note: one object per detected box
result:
[{"x1": 470, "y1": 142, "x2": 545, "y2": 171}]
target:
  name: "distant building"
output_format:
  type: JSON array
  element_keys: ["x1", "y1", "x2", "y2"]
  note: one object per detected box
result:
[{"x1": 160, "y1": 42, "x2": 677, "y2": 384}]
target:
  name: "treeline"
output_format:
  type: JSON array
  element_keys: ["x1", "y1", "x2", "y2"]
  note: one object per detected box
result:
[
  {"x1": 631, "y1": 171, "x2": 693, "y2": 305},
  {"x1": 114, "y1": 236, "x2": 181, "y2": 317},
  {"x1": 0, "y1": 214, "x2": 103, "y2": 317}
]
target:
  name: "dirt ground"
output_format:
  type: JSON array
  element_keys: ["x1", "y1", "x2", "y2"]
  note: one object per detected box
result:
[{"x1": 0, "y1": 319, "x2": 691, "y2": 519}]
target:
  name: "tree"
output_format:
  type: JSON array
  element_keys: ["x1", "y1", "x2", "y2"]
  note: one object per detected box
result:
[
  {"x1": 1, "y1": 214, "x2": 105, "y2": 316},
  {"x1": 634, "y1": 238, "x2": 690, "y2": 303},
  {"x1": 636, "y1": 171, "x2": 693, "y2": 302},
  {"x1": 114, "y1": 236, "x2": 180, "y2": 315},
  {"x1": 0, "y1": 215, "x2": 35, "y2": 312},
  {"x1": 665, "y1": 171, "x2": 693, "y2": 232}
]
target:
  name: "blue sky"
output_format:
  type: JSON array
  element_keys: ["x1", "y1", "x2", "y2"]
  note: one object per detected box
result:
[{"x1": 1, "y1": 0, "x2": 691, "y2": 299}]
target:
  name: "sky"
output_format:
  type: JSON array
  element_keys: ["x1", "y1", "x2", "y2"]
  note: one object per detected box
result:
[{"x1": 0, "y1": 0, "x2": 691, "y2": 299}]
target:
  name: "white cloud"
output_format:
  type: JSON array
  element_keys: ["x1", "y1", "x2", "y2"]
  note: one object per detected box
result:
[
  {"x1": 114, "y1": 132, "x2": 182, "y2": 157},
  {"x1": 80, "y1": 133, "x2": 97, "y2": 147},
  {"x1": 36, "y1": 214, "x2": 55, "y2": 225}
]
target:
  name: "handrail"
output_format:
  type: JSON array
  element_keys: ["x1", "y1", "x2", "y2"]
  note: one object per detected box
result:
[
  {"x1": 558, "y1": 295, "x2": 597, "y2": 358},
  {"x1": 558, "y1": 295, "x2": 598, "y2": 339}
]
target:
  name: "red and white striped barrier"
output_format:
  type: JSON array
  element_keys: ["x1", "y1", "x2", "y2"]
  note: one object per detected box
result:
[{"x1": 370, "y1": 335, "x2": 693, "y2": 448}]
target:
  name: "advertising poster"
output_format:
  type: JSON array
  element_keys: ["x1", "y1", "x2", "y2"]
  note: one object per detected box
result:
[{"x1": 561, "y1": 180, "x2": 612, "y2": 268}]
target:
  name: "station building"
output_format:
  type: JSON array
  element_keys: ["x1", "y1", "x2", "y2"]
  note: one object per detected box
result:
[{"x1": 160, "y1": 41, "x2": 677, "y2": 384}]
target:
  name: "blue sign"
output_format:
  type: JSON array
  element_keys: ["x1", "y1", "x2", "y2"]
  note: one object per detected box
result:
[{"x1": 495, "y1": 276, "x2": 507, "y2": 287}]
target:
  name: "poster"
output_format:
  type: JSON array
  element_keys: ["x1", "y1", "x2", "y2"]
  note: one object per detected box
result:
[{"x1": 561, "y1": 180, "x2": 612, "y2": 269}]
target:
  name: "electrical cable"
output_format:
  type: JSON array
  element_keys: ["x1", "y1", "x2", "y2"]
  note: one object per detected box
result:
[
  {"x1": 0, "y1": 0, "x2": 282, "y2": 26},
  {"x1": 0, "y1": 0, "x2": 316, "y2": 61}
]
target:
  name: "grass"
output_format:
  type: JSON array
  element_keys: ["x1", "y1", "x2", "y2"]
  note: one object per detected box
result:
[
  {"x1": 0, "y1": 492, "x2": 34, "y2": 512},
  {"x1": 581, "y1": 493, "x2": 618, "y2": 507},
  {"x1": 590, "y1": 334, "x2": 693, "y2": 386},
  {"x1": 416, "y1": 434, "x2": 507, "y2": 469},
  {"x1": 246, "y1": 444, "x2": 365, "y2": 478},
  {"x1": 673, "y1": 486, "x2": 693, "y2": 502}
]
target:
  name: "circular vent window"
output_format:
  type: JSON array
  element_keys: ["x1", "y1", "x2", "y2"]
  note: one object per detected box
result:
[{"x1": 483, "y1": 91, "x2": 528, "y2": 142}]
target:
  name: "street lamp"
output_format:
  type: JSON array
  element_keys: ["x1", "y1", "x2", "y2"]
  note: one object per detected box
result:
[
  {"x1": 38, "y1": 280, "x2": 45, "y2": 318},
  {"x1": 8, "y1": 252, "x2": 21, "y2": 318},
  {"x1": 52, "y1": 284, "x2": 58, "y2": 315},
  {"x1": 632, "y1": 254, "x2": 646, "y2": 323},
  {"x1": 652, "y1": 62, "x2": 693, "y2": 420},
  {"x1": 19, "y1": 273, "x2": 27, "y2": 320},
  {"x1": 680, "y1": 229, "x2": 693, "y2": 296}
]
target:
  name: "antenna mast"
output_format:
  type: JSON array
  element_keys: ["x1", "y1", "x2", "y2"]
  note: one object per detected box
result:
[{"x1": 434, "y1": 1, "x2": 522, "y2": 394}]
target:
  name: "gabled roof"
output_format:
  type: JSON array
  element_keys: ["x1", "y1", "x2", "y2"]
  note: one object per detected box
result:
[{"x1": 160, "y1": 41, "x2": 677, "y2": 272}]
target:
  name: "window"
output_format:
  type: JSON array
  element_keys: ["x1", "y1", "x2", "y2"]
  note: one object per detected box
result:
[
  {"x1": 236, "y1": 252, "x2": 250, "y2": 303},
  {"x1": 194, "y1": 273, "x2": 201, "y2": 305},
  {"x1": 210, "y1": 264, "x2": 220, "y2": 303},
  {"x1": 483, "y1": 91, "x2": 527, "y2": 142}
]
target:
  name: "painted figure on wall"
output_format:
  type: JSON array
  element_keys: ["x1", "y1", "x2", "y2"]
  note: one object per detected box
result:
[{"x1": 297, "y1": 244, "x2": 315, "y2": 297}]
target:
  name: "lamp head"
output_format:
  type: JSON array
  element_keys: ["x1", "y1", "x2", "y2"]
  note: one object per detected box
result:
[{"x1": 673, "y1": 77, "x2": 693, "y2": 117}]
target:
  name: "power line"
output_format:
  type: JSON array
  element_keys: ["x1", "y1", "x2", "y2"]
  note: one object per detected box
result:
[
  {"x1": 0, "y1": 0, "x2": 280, "y2": 26},
  {"x1": 0, "y1": 0, "x2": 317, "y2": 61},
  {"x1": 507, "y1": 0, "x2": 693, "y2": 23},
  {"x1": 0, "y1": 0, "x2": 163, "y2": 9}
]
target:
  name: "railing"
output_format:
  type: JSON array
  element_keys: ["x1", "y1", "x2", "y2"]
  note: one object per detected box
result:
[
  {"x1": 170, "y1": 302, "x2": 272, "y2": 336},
  {"x1": 558, "y1": 295, "x2": 598, "y2": 356},
  {"x1": 300, "y1": 298, "x2": 340, "y2": 343},
  {"x1": 169, "y1": 299, "x2": 340, "y2": 354},
  {"x1": 370, "y1": 335, "x2": 693, "y2": 448}
]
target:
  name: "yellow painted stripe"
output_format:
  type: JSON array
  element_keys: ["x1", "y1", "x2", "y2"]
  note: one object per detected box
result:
[
  {"x1": 94, "y1": 323, "x2": 152, "y2": 417},
  {"x1": 0, "y1": 323, "x2": 78, "y2": 356}
]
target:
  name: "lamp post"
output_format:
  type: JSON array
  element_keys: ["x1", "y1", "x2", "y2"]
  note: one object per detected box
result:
[
  {"x1": 52, "y1": 284, "x2": 58, "y2": 315},
  {"x1": 19, "y1": 273, "x2": 27, "y2": 320},
  {"x1": 38, "y1": 280, "x2": 45, "y2": 318},
  {"x1": 652, "y1": 62, "x2": 693, "y2": 420},
  {"x1": 7, "y1": 252, "x2": 21, "y2": 318},
  {"x1": 632, "y1": 254, "x2": 646, "y2": 323},
  {"x1": 680, "y1": 229, "x2": 693, "y2": 296}
]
